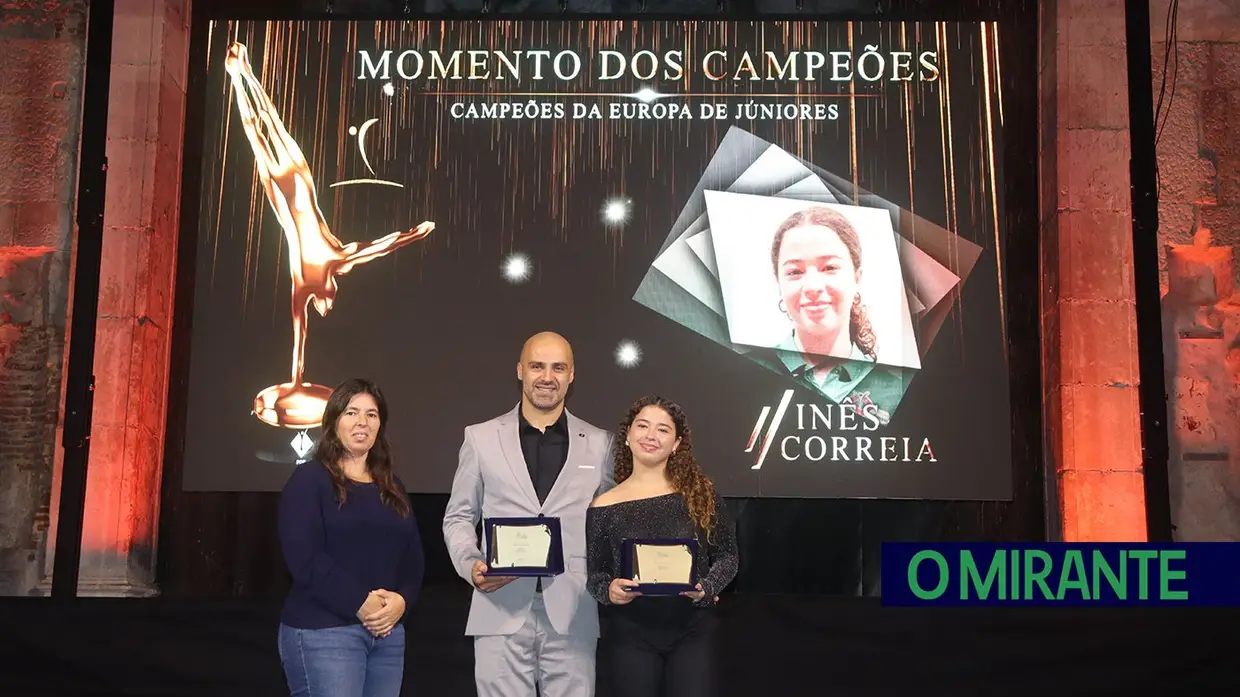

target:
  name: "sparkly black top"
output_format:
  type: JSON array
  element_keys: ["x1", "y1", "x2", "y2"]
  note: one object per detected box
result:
[{"x1": 586, "y1": 492, "x2": 738, "y2": 614}]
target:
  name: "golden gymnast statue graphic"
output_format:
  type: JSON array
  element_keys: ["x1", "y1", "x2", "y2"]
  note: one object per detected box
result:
[{"x1": 225, "y1": 42, "x2": 435, "y2": 429}]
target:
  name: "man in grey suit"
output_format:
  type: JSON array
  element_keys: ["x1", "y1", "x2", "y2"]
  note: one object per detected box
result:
[{"x1": 443, "y1": 331, "x2": 615, "y2": 697}]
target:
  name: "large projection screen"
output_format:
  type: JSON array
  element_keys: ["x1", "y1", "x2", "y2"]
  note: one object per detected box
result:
[{"x1": 180, "y1": 19, "x2": 1013, "y2": 500}]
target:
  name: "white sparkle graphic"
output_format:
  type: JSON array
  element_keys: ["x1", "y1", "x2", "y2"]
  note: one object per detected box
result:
[
  {"x1": 382, "y1": 83, "x2": 395, "y2": 96},
  {"x1": 291, "y1": 430, "x2": 314, "y2": 459},
  {"x1": 503, "y1": 252, "x2": 532, "y2": 284},
  {"x1": 602, "y1": 198, "x2": 631, "y2": 226},
  {"x1": 631, "y1": 87, "x2": 661, "y2": 103},
  {"x1": 615, "y1": 340, "x2": 642, "y2": 368}
]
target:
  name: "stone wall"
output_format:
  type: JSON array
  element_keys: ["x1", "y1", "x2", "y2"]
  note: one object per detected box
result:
[
  {"x1": 0, "y1": 0, "x2": 189, "y2": 597},
  {"x1": 0, "y1": 1, "x2": 88, "y2": 596},
  {"x1": 1152, "y1": 0, "x2": 1240, "y2": 541}
]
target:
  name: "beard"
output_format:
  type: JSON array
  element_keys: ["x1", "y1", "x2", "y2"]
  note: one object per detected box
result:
[{"x1": 526, "y1": 382, "x2": 562, "y2": 409}]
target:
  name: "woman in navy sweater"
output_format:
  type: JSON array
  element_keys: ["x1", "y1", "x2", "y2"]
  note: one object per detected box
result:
[{"x1": 276, "y1": 378, "x2": 425, "y2": 697}]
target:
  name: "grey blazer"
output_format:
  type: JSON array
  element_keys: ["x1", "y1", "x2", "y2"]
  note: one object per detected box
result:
[{"x1": 443, "y1": 405, "x2": 616, "y2": 637}]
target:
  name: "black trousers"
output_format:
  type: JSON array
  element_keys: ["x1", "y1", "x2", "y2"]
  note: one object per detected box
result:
[{"x1": 601, "y1": 607, "x2": 719, "y2": 697}]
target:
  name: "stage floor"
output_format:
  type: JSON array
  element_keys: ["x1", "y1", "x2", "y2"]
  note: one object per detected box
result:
[{"x1": 1, "y1": 586, "x2": 1235, "y2": 696}]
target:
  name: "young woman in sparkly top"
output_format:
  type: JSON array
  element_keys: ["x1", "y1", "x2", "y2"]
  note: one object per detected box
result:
[{"x1": 585, "y1": 395, "x2": 739, "y2": 697}]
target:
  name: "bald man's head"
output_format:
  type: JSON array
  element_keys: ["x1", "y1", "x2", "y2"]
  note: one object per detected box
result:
[
  {"x1": 520, "y1": 331, "x2": 573, "y2": 363},
  {"x1": 517, "y1": 332, "x2": 575, "y2": 414}
]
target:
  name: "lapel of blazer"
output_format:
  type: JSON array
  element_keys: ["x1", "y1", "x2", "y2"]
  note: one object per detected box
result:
[
  {"x1": 496, "y1": 405, "x2": 540, "y2": 510},
  {"x1": 542, "y1": 410, "x2": 587, "y2": 510}
]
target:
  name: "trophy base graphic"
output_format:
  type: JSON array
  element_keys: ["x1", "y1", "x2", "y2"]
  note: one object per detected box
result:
[{"x1": 254, "y1": 382, "x2": 334, "y2": 429}]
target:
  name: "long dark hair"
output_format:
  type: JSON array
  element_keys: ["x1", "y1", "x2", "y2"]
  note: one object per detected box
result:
[
  {"x1": 313, "y1": 378, "x2": 410, "y2": 517},
  {"x1": 770, "y1": 206, "x2": 878, "y2": 360},
  {"x1": 613, "y1": 395, "x2": 718, "y2": 541}
]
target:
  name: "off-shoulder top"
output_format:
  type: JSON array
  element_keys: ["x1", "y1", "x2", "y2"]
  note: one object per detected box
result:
[{"x1": 586, "y1": 491, "x2": 738, "y2": 618}]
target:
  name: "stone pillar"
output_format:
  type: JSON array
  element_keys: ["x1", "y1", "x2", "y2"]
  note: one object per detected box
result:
[
  {"x1": 0, "y1": 2, "x2": 88, "y2": 596},
  {"x1": 42, "y1": 0, "x2": 190, "y2": 597},
  {"x1": 1039, "y1": 0, "x2": 1148, "y2": 541}
]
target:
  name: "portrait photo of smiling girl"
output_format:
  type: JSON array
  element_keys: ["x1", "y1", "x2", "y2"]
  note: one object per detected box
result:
[{"x1": 705, "y1": 194, "x2": 919, "y2": 419}]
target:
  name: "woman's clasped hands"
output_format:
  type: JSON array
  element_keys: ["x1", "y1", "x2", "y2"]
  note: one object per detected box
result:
[{"x1": 356, "y1": 589, "x2": 405, "y2": 637}]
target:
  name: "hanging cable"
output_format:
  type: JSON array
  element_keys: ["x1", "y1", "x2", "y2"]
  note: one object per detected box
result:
[{"x1": 1151, "y1": 0, "x2": 1180, "y2": 194}]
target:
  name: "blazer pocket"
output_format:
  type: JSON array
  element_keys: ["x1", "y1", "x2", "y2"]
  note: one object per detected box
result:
[{"x1": 568, "y1": 556, "x2": 587, "y2": 573}]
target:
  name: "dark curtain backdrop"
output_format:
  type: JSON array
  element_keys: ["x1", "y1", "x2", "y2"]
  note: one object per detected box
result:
[{"x1": 157, "y1": 0, "x2": 1043, "y2": 598}]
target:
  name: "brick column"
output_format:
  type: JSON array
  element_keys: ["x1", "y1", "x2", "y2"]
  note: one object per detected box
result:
[
  {"x1": 1040, "y1": 0, "x2": 1148, "y2": 541},
  {"x1": 42, "y1": 0, "x2": 189, "y2": 596},
  {"x1": 0, "y1": 2, "x2": 88, "y2": 596}
]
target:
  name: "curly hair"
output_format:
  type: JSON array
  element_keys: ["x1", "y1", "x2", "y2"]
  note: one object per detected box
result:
[
  {"x1": 770, "y1": 206, "x2": 878, "y2": 361},
  {"x1": 313, "y1": 378, "x2": 411, "y2": 518},
  {"x1": 613, "y1": 395, "x2": 718, "y2": 541}
]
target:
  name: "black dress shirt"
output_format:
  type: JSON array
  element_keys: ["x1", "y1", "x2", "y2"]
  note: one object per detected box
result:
[{"x1": 518, "y1": 410, "x2": 569, "y2": 505}]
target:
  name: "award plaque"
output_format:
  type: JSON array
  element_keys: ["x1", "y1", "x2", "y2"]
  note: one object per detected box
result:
[
  {"x1": 621, "y1": 538, "x2": 699, "y2": 595},
  {"x1": 482, "y1": 517, "x2": 565, "y2": 577}
]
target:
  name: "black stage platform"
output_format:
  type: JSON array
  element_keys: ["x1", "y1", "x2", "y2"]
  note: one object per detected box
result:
[{"x1": 1, "y1": 586, "x2": 1235, "y2": 696}]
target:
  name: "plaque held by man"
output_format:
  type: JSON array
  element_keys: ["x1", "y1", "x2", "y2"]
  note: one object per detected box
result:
[{"x1": 482, "y1": 516, "x2": 566, "y2": 577}]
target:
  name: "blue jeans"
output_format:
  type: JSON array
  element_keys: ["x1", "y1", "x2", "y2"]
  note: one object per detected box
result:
[{"x1": 278, "y1": 623, "x2": 406, "y2": 697}]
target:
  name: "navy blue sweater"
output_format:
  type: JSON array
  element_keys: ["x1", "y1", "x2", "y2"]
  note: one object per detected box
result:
[{"x1": 277, "y1": 461, "x2": 425, "y2": 629}]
